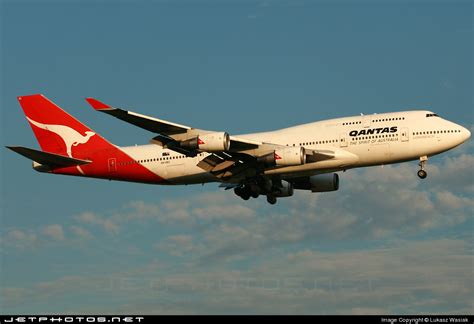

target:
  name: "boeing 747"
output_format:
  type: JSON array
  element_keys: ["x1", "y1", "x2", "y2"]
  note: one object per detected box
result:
[{"x1": 7, "y1": 94, "x2": 471, "y2": 204}]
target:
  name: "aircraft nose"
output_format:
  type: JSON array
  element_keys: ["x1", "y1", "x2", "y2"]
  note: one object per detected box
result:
[{"x1": 461, "y1": 126, "x2": 471, "y2": 142}]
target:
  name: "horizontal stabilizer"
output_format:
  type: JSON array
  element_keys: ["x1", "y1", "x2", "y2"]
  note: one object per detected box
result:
[{"x1": 6, "y1": 146, "x2": 92, "y2": 167}]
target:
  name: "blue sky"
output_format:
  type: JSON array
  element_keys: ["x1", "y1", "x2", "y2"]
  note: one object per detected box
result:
[{"x1": 1, "y1": 0, "x2": 473, "y2": 314}]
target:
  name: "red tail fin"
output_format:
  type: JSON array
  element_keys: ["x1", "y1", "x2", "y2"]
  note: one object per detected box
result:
[{"x1": 18, "y1": 94, "x2": 114, "y2": 159}]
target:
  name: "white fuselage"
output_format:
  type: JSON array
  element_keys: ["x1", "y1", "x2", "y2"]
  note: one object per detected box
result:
[{"x1": 119, "y1": 110, "x2": 471, "y2": 184}]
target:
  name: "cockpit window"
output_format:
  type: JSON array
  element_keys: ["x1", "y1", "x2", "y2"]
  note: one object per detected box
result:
[{"x1": 426, "y1": 113, "x2": 439, "y2": 117}]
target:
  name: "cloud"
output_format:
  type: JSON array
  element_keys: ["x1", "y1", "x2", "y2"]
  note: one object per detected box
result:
[
  {"x1": 4, "y1": 238, "x2": 469, "y2": 314},
  {"x1": 36, "y1": 153, "x2": 470, "y2": 265},
  {"x1": 124, "y1": 196, "x2": 256, "y2": 225},
  {"x1": 70, "y1": 193, "x2": 257, "y2": 235},
  {"x1": 42, "y1": 224, "x2": 65, "y2": 241},
  {"x1": 69, "y1": 225, "x2": 94, "y2": 240},
  {"x1": 1, "y1": 223, "x2": 97, "y2": 251},
  {"x1": 2, "y1": 152, "x2": 472, "y2": 313},
  {"x1": 192, "y1": 204, "x2": 256, "y2": 222},
  {"x1": 126, "y1": 200, "x2": 193, "y2": 224},
  {"x1": 184, "y1": 153, "x2": 473, "y2": 263},
  {"x1": 74, "y1": 211, "x2": 120, "y2": 235},
  {"x1": 429, "y1": 153, "x2": 474, "y2": 192},
  {"x1": 1, "y1": 229, "x2": 38, "y2": 250},
  {"x1": 155, "y1": 235, "x2": 197, "y2": 257}
]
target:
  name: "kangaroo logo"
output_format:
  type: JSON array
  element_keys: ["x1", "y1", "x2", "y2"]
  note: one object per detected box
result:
[{"x1": 26, "y1": 117, "x2": 95, "y2": 174}]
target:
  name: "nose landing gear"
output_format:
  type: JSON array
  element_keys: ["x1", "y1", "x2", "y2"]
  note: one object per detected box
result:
[
  {"x1": 417, "y1": 169, "x2": 427, "y2": 179},
  {"x1": 417, "y1": 156, "x2": 428, "y2": 179}
]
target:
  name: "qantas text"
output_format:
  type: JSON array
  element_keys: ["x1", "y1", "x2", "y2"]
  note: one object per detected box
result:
[{"x1": 349, "y1": 126, "x2": 397, "y2": 137}]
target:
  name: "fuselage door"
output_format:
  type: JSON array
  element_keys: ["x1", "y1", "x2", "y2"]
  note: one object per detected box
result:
[
  {"x1": 340, "y1": 133, "x2": 348, "y2": 147},
  {"x1": 401, "y1": 127, "x2": 409, "y2": 142},
  {"x1": 108, "y1": 158, "x2": 117, "y2": 172},
  {"x1": 362, "y1": 115, "x2": 372, "y2": 128}
]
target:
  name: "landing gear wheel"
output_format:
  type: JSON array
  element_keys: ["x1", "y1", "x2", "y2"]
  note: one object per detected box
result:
[
  {"x1": 417, "y1": 156, "x2": 428, "y2": 180},
  {"x1": 235, "y1": 187, "x2": 250, "y2": 200},
  {"x1": 251, "y1": 192, "x2": 259, "y2": 199},
  {"x1": 266, "y1": 195, "x2": 277, "y2": 205},
  {"x1": 241, "y1": 193, "x2": 250, "y2": 200},
  {"x1": 234, "y1": 187, "x2": 243, "y2": 197},
  {"x1": 417, "y1": 169, "x2": 427, "y2": 179}
]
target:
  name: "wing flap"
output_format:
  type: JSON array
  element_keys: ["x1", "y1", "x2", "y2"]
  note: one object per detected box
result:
[
  {"x1": 196, "y1": 152, "x2": 256, "y2": 180},
  {"x1": 6, "y1": 146, "x2": 92, "y2": 167},
  {"x1": 196, "y1": 154, "x2": 226, "y2": 172}
]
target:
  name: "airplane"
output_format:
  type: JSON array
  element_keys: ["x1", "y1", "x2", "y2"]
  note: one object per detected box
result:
[{"x1": 7, "y1": 94, "x2": 471, "y2": 205}]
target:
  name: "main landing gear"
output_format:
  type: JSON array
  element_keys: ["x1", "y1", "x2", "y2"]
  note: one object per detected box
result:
[
  {"x1": 417, "y1": 156, "x2": 428, "y2": 179},
  {"x1": 234, "y1": 184, "x2": 278, "y2": 205},
  {"x1": 234, "y1": 187, "x2": 250, "y2": 200},
  {"x1": 266, "y1": 195, "x2": 277, "y2": 205}
]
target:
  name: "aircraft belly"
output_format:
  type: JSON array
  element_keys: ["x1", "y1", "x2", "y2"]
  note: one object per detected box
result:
[
  {"x1": 166, "y1": 172, "x2": 217, "y2": 185},
  {"x1": 159, "y1": 158, "x2": 217, "y2": 184},
  {"x1": 164, "y1": 163, "x2": 185, "y2": 178},
  {"x1": 366, "y1": 143, "x2": 391, "y2": 163}
]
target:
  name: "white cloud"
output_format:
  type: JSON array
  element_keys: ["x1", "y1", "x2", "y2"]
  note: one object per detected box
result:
[
  {"x1": 193, "y1": 204, "x2": 256, "y2": 222},
  {"x1": 129, "y1": 200, "x2": 193, "y2": 224},
  {"x1": 42, "y1": 224, "x2": 65, "y2": 241},
  {"x1": 75, "y1": 211, "x2": 120, "y2": 235},
  {"x1": 7, "y1": 238, "x2": 468, "y2": 314},
  {"x1": 49, "y1": 153, "x2": 470, "y2": 265},
  {"x1": 429, "y1": 153, "x2": 474, "y2": 183},
  {"x1": 3, "y1": 152, "x2": 472, "y2": 313},
  {"x1": 1, "y1": 223, "x2": 94, "y2": 251},
  {"x1": 2, "y1": 229, "x2": 38, "y2": 250},
  {"x1": 75, "y1": 211, "x2": 97, "y2": 223},
  {"x1": 69, "y1": 225, "x2": 93, "y2": 240},
  {"x1": 155, "y1": 235, "x2": 197, "y2": 257}
]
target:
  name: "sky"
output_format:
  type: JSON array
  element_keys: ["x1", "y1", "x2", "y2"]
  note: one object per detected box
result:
[{"x1": 1, "y1": 0, "x2": 473, "y2": 315}]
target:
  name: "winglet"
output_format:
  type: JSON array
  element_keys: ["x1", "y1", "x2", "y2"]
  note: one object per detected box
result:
[{"x1": 85, "y1": 98, "x2": 112, "y2": 110}]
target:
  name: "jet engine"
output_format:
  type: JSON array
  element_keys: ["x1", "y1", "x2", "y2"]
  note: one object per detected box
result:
[
  {"x1": 258, "y1": 147, "x2": 306, "y2": 166},
  {"x1": 181, "y1": 132, "x2": 230, "y2": 152},
  {"x1": 273, "y1": 180, "x2": 294, "y2": 197},
  {"x1": 293, "y1": 173, "x2": 339, "y2": 192}
]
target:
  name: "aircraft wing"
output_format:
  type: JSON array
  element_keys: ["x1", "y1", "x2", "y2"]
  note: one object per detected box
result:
[
  {"x1": 86, "y1": 98, "x2": 261, "y2": 156},
  {"x1": 198, "y1": 147, "x2": 356, "y2": 182},
  {"x1": 86, "y1": 98, "x2": 192, "y2": 135},
  {"x1": 85, "y1": 98, "x2": 358, "y2": 182}
]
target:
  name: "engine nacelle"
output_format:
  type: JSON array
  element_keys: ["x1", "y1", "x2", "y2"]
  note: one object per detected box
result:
[
  {"x1": 294, "y1": 173, "x2": 339, "y2": 192},
  {"x1": 310, "y1": 173, "x2": 339, "y2": 192},
  {"x1": 273, "y1": 180, "x2": 294, "y2": 197},
  {"x1": 181, "y1": 132, "x2": 230, "y2": 152},
  {"x1": 258, "y1": 147, "x2": 306, "y2": 166}
]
